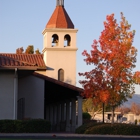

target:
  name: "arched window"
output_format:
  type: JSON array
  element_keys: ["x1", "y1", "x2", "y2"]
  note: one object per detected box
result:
[
  {"x1": 58, "y1": 69, "x2": 64, "y2": 81},
  {"x1": 64, "y1": 34, "x2": 71, "y2": 47},
  {"x1": 52, "y1": 34, "x2": 59, "y2": 47}
]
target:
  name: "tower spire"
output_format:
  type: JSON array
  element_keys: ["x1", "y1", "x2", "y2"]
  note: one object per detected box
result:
[
  {"x1": 46, "y1": 0, "x2": 74, "y2": 28},
  {"x1": 56, "y1": 0, "x2": 64, "y2": 7}
]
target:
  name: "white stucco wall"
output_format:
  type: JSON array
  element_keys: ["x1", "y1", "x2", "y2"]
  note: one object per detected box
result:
[
  {"x1": 0, "y1": 71, "x2": 15, "y2": 119},
  {"x1": 18, "y1": 75, "x2": 44, "y2": 119},
  {"x1": 45, "y1": 50, "x2": 77, "y2": 85}
]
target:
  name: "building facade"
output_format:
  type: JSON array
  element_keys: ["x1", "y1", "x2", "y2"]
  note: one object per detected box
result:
[{"x1": 0, "y1": 0, "x2": 83, "y2": 132}]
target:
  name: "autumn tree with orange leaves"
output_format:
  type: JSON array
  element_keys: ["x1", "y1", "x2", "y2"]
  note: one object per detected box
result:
[{"x1": 79, "y1": 13, "x2": 140, "y2": 124}]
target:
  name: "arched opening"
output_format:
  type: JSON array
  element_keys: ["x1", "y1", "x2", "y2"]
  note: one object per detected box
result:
[
  {"x1": 52, "y1": 34, "x2": 59, "y2": 47},
  {"x1": 58, "y1": 69, "x2": 64, "y2": 81},
  {"x1": 64, "y1": 34, "x2": 71, "y2": 47}
]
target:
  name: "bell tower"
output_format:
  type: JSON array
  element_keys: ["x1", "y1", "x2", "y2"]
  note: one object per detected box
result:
[{"x1": 42, "y1": 0, "x2": 78, "y2": 86}]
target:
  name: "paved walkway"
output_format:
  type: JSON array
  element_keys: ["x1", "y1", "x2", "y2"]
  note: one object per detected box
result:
[{"x1": 0, "y1": 133, "x2": 140, "y2": 139}]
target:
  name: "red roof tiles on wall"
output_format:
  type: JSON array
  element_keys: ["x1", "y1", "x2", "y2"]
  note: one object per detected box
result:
[
  {"x1": 0, "y1": 54, "x2": 46, "y2": 70},
  {"x1": 46, "y1": 6, "x2": 74, "y2": 29}
]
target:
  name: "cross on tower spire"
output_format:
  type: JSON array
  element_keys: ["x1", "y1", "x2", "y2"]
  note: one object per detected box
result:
[{"x1": 56, "y1": 0, "x2": 64, "y2": 7}]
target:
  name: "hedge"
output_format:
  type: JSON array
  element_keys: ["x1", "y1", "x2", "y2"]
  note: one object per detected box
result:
[
  {"x1": 0, "y1": 119, "x2": 51, "y2": 133},
  {"x1": 76, "y1": 122, "x2": 140, "y2": 135},
  {"x1": 82, "y1": 112, "x2": 91, "y2": 120},
  {"x1": 75, "y1": 121, "x2": 102, "y2": 134}
]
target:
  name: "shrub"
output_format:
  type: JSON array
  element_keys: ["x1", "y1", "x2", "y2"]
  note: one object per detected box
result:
[
  {"x1": 75, "y1": 121, "x2": 102, "y2": 134},
  {"x1": 84, "y1": 123, "x2": 140, "y2": 135},
  {"x1": 0, "y1": 120, "x2": 16, "y2": 133},
  {"x1": 0, "y1": 119, "x2": 51, "y2": 133},
  {"x1": 82, "y1": 112, "x2": 91, "y2": 120},
  {"x1": 76, "y1": 122, "x2": 140, "y2": 135}
]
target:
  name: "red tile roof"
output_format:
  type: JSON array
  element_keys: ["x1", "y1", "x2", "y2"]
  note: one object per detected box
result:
[
  {"x1": 0, "y1": 53, "x2": 46, "y2": 70},
  {"x1": 46, "y1": 6, "x2": 74, "y2": 29},
  {"x1": 33, "y1": 72, "x2": 83, "y2": 93}
]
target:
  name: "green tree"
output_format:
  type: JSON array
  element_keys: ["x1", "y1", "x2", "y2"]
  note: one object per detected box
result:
[
  {"x1": 83, "y1": 98, "x2": 112, "y2": 121},
  {"x1": 82, "y1": 98, "x2": 94, "y2": 112}
]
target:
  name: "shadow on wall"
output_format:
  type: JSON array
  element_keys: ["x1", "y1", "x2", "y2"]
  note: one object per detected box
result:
[
  {"x1": 47, "y1": 66, "x2": 54, "y2": 70},
  {"x1": 43, "y1": 69, "x2": 75, "y2": 85}
]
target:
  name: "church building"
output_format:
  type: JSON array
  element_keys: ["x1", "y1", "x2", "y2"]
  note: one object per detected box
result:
[{"x1": 0, "y1": 0, "x2": 83, "y2": 132}]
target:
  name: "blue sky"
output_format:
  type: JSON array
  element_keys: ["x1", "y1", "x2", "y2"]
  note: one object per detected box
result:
[{"x1": 0, "y1": 0, "x2": 140, "y2": 94}]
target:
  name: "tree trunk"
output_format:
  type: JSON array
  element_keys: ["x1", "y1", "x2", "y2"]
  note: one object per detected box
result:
[
  {"x1": 111, "y1": 106, "x2": 115, "y2": 124},
  {"x1": 102, "y1": 103, "x2": 105, "y2": 123}
]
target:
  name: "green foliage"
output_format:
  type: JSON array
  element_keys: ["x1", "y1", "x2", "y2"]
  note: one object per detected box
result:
[
  {"x1": 82, "y1": 112, "x2": 91, "y2": 120},
  {"x1": 82, "y1": 98, "x2": 110, "y2": 112},
  {"x1": 0, "y1": 119, "x2": 51, "y2": 133},
  {"x1": 76, "y1": 123, "x2": 140, "y2": 135},
  {"x1": 82, "y1": 98, "x2": 94, "y2": 112},
  {"x1": 0, "y1": 120, "x2": 16, "y2": 133}
]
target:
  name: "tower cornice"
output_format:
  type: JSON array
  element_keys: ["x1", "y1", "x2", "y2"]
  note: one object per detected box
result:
[
  {"x1": 43, "y1": 47, "x2": 78, "y2": 52},
  {"x1": 42, "y1": 28, "x2": 78, "y2": 35}
]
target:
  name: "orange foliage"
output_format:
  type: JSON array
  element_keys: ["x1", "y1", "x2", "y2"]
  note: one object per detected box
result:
[
  {"x1": 133, "y1": 71, "x2": 140, "y2": 84},
  {"x1": 79, "y1": 13, "x2": 138, "y2": 106}
]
